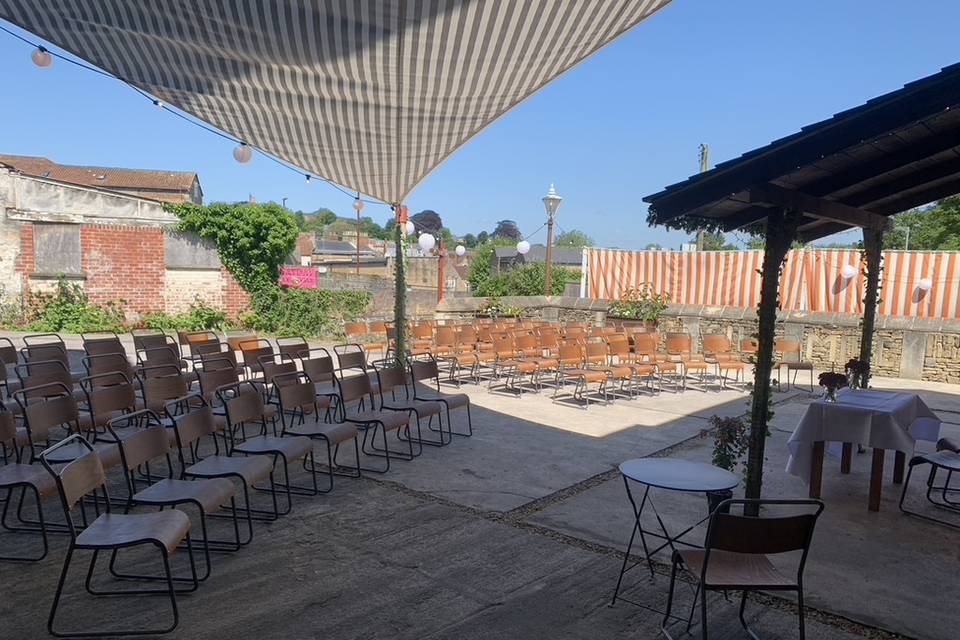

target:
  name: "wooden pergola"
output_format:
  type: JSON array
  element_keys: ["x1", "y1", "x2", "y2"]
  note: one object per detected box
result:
[{"x1": 644, "y1": 62, "x2": 960, "y2": 503}]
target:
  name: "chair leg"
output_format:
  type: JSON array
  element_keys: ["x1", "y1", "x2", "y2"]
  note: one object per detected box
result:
[
  {"x1": 700, "y1": 582, "x2": 709, "y2": 640},
  {"x1": 797, "y1": 587, "x2": 807, "y2": 640},
  {"x1": 660, "y1": 557, "x2": 680, "y2": 639},
  {"x1": 738, "y1": 590, "x2": 760, "y2": 640}
]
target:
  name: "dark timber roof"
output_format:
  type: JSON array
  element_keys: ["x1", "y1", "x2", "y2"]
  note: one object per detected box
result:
[{"x1": 644, "y1": 63, "x2": 960, "y2": 241}]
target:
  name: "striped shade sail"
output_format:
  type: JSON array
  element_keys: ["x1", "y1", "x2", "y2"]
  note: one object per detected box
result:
[{"x1": 0, "y1": 0, "x2": 671, "y2": 203}]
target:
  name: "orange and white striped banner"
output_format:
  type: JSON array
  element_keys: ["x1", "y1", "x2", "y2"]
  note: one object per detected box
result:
[{"x1": 584, "y1": 248, "x2": 960, "y2": 319}]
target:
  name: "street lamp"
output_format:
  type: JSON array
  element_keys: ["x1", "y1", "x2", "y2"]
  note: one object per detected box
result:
[
  {"x1": 353, "y1": 195, "x2": 365, "y2": 274},
  {"x1": 542, "y1": 183, "x2": 563, "y2": 295}
]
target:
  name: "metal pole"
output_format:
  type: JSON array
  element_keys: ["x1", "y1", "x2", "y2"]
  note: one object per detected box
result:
[
  {"x1": 545, "y1": 212, "x2": 555, "y2": 295},
  {"x1": 356, "y1": 210, "x2": 361, "y2": 275}
]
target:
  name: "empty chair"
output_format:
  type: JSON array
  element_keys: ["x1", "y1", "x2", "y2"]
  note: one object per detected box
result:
[
  {"x1": 41, "y1": 435, "x2": 198, "y2": 637},
  {"x1": 21, "y1": 341, "x2": 84, "y2": 383},
  {"x1": 299, "y1": 348, "x2": 341, "y2": 408},
  {"x1": 775, "y1": 339, "x2": 814, "y2": 391},
  {"x1": 131, "y1": 330, "x2": 179, "y2": 355},
  {"x1": 14, "y1": 360, "x2": 82, "y2": 404},
  {"x1": 258, "y1": 353, "x2": 299, "y2": 404},
  {"x1": 336, "y1": 373, "x2": 411, "y2": 473},
  {"x1": 899, "y1": 437, "x2": 960, "y2": 529},
  {"x1": 238, "y1": 339, "x2": 273, "y2": 382},
  {"x1": 81, "y1": 332, "x2": 125, "y2": 357},
  {"x1": 553, "y1": 344, "x2": 609, "y2": 407},
  {"x1": 490, "y1": 337, "x2": 538, "y2": 395},
  {"x1": 137, "y1": 346, "x2": 197, "y2": 384},
  {"x1": 702, "y1": 335, "x2": 747, "y2": 390},
  {"x1": 13, "y1": 382, "x2": 101, "y2": 464},
  {"x1": 178, "y1": 330, "x2": 219, "y2": 360},
  {"x1": 195, "y1": 342, "x2": 245, "y2": 377},
  {"x1": 80, "y1": 372, "x2": 140, "y2": 436},
  {"x1": 410, "y1": 357, "x2": 473, "y2": 437},
  {"x1": 276, "y1": 336, "x2": 309, "y2": 360},
  {"x1": 375, "y1": 361, "x2": 444, "y2": 448},
  {"x1": 662, "y1": 499, "x2": 824, "y2": 640},
  {"x1": 82, "y1": 352, "x2": 136, "y2": 381},
  {"x1": 633, "y1": 332, "x2": 682, "y2": 392}
]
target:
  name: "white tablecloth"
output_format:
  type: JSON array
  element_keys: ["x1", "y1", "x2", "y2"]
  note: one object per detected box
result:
[{"x1": 786, "y1": 390, "x2": 941, "y2": 483}]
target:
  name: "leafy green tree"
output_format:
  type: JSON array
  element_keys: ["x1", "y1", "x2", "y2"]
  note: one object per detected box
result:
[
  {"x1": 697, "y1": 231, "x2": 736, "y2": 251},
  {"x1": 411, "y1": 210, "x2": 443, "y2": 235},
  {"x1": 476, "y1": 263, "x2": 576, "y2": 297},
  {"x1": 885, "y1": 199, "x2": 960, "y2": 250},
  {"x1": 477, "y1": 231, "x2": 490, "y2": 244},
  {"x1": 644, "y1": 242, "x2": 663, "y2": 250},
  {"x1": 462, "y1": 233, "x2": 478, "y2": 248},
  {"x1": 492, "y1": 220, "x2": 521, "y2": 241},
  {"x1": 468, "y1": 243, "x2": 498, "y2": 293},
  {"x1": 167, "y1": 202, "x2": 299, "y2": 292},
  {"x1": 555, "y1": 229, "x2": 594, "y2": 247}
]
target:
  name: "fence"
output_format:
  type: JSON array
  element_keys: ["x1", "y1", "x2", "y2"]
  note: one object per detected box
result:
[{"x1": 584, "y1": 247, "x2": 960, "y2": 319}]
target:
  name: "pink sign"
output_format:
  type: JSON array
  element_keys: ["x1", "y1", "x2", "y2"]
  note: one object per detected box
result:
[{"x1": 279, "y1": 267, "x2": 318, "y2": 289}]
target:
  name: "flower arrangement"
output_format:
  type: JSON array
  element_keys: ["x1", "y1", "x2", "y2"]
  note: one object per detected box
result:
[
  {"x1": 844, "y1": 358, "x2": 869, "y2": 389},
  {"x1": 818, "y1": 371, "x2": 847, "y2": 402},
  {"x1": 607, "y1": 283, "x2": 670, "y2": 324}
]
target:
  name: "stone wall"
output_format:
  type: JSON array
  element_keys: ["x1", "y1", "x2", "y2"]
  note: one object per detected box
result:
[
  {"x1": 436, "y1": 296, "x2": 960, "y2": 384},
  {"x1": 318, "y1": 271, "x2": 437, "y2": 320}
]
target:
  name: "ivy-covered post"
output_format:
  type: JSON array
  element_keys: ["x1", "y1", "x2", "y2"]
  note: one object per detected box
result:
[
  {"x1": 858, "y1": 225, "x2": 885, "y2": 388},
  {"x1": 393, "y1": 206, "x2": 407, "y2": 360},
  {"x1": 745, "y1": 207, "x2": 802, "y2": 509}
]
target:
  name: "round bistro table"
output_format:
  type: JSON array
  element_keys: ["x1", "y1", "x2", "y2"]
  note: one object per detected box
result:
[{"x1": 610, "y1": 459, "x2": 739, "y2": 609}]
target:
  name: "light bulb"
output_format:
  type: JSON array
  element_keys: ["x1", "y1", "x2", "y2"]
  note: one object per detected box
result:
[
  {"x1": 31, "y1": 47, "x2": 53, "y2": 68},
  {"x1": 840, "y1": 264, "x2": 858, "y2": 280},
  {"x1": 418, "y1": 233, "x2": 436, "y2": 252},
  {"x1": 455, "y1": 245, "x2": 466, "y2": 257},
  {"x1": 918, "y1": 277, "x2": 933, "y2": 291},
  {"x1": 233, "y1": 143, "x2": 253, "y2": 164},
  {"x1": 353, "y1": 197, "x2": 365, "y2": 213},
  {"x1": 516, "y1": 240, "x2": 531, "y2": 255}
]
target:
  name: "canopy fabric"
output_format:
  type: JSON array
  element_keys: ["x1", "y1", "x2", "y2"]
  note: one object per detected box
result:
[{"x1": 1, "y1": 0, "x2": 670, "y2": 203}]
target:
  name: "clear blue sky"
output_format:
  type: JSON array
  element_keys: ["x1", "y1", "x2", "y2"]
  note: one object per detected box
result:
[{"x1": 2, "y1": 1, "x2": 958, "y2": 249}]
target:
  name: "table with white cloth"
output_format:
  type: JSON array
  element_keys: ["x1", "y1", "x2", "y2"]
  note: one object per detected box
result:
[{"x1": 786, "y1": 389, "x2": 941, "y2": 511}]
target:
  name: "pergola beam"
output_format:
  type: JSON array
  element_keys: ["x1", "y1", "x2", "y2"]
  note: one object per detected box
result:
[{"x1": 748, "y1": 183, "x2": 890, "y2": 231}]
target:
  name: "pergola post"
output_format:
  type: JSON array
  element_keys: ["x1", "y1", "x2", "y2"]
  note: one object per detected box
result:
[
  {"x1": 393, "y1": 208, "x2": 407, "y2": 360},
  {"x1": 858, "y1": 226, "x2": 885, "y2": 387},
  {"x1": 745, "y1": 207, "x2": 802, "y2": 506}
]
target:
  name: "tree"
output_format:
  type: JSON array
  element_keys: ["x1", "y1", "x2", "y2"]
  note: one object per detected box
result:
[
  {"x1": 475, "y1": 263, "x2": 576, "y2": 297},
  {"x1": 477, "y1": 231, "x2": 490, "y2": 244},
  {"x1": 462, "y1": 233, "x2": 478, "y2": 248},
  {"x1": 555, "y1": 229, "x2": 594, "y2": 247},
  {"x1": 644, "y1": 242, "x2": 662, "y2": 250},
  {"x1": 697, "y1": 231, "x2": 736, "y2": 251},
  {"x1": 492, "y1": 220, "x2": 521, "y2": 241},
  {"x1": 410, "y1": 210, "x2": 443, "y2": 235},
  {"x1": 885, "y1": 199, "x2": 960, "y2": 250}
]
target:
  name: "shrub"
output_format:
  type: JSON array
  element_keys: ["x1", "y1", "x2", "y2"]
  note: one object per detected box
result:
[
  {"x1": 701, "y1": 414, "x2": 749, "y2": 472},
  {"x1": 24, "y1": 278, "x2": 126, "y2": 333},
  {"x1": 139, "y1": 300, "x2": 229, "y2": 331},
  {"x1": 607, "y1": 283, "x2": 670, "y2": 322},
  {"x1": 243, "y1": 286, "x2": 371, "y2": 338},
  {"x1": 475, "y1": 262, "x2": 576, "y2": 297}
]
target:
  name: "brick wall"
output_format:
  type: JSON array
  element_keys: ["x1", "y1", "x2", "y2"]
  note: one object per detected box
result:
[
  {"x1": 81, "y1": 225, "x2": 166, "y2": 313},
  {"x1": 222, "y1": 269, "x2": 252, "y2": 318},
  {"x1": 14, "y1": 222, "x2": 35, "y2": 275}
]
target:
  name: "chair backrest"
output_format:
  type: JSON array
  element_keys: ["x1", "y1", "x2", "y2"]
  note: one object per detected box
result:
[
  {"x1": 632, "y1": 332, "x2": 658, "y2": 356},
  {"x1": 228, "y1": 334, "x2": 260, "y2": 352},
  {"x1": 775, "y1": 339, "x2": 801, "y2": 360},
  {"x1": 345, "y1": 322, "x2": 368, "y2": 338},
  {"x1": 197, "y1": 365, "x2": 240, "y2": 405},
  {"x1": 219, "y1": 382, "x2": 266, "y2": 427},
  {"x1": 412, "y1": 324, "x2": 433, "y2": 340},
  {"x1": 82, "y1": 372, "x2": 137, "y2": 418},
  {"x1": 24, "y1": 332, "x2": 64, "y2": 347},
  {"x1": 409, "y1": 358, "x2": 440, "y2": 383},
  {"x1": 167, "y1": 396, "x2": 217, "y2": 449},
  {"x1": 337, "y1": 372, "x2": 373, "y2": 405},
  {"x1": 0, "y1": 401, "x2": 15, "y2": 448},
  {"x1": 276, "y1": 336, "x2": 309, "y2": 359},
  {"x1": 15, "y1": 382, "x2": 79, "y2": 443},
  {"x1": 180, "y1": 330, "x2": 219, "y2": 349},
  {"x1": 83, "y1": 335, "x2": 125, "y2": 357},
  {"x1": 141, "y1": 372, "x2": 190, "y2": 413},
  {"x1": 558, "y1": 343, "x2": 583, "y2": 366},
  {"x1": 606, "y1": 335, "x2": 630, "y2": 357},
  {"x1": 514, "y1": 334, "x2": 539, "y2": 353},
  {"x1": 0, "y1": 337, "x2": 17, "y2": 366},
  {"x1": 665, "y1": 333, "x2": 692, "y2": 355},
  {"x1": 300, "y1": 349, "x2": 335, "y2": 384},
  {"x1": 375, "y1": 364, "x2": 408, "y2": 397},
  {"x1": 260, "y1": 354, "x2": 299, "y2": 387},
  {"x1": 132, "y1": 331, "x2": 178, "y2": 354},
  {"x1": 15, "y1": 359, "x2": 73, "y2": 396},
  {"x1": 137, "y1": 363, "x2": 182, "y2": 380},
  {"x1": 41, "y1": 435, "x2": 107, "y2": 512},
  {"x1": 276, "y1": 373, "x2": 319, "y2": 416},
  {"x1": 22, "y1": 343, "x2": 69, "y2": 367},
  {"x1": 740, "y1": 337, "x2": 759, "y2": 354},
  {"x1": 492, "y1": 337, "x2": 515, "y2": 358},
  {"x1": 703, "y1": 334, "x2": 732, "y2": 355},
  {"x1": 137, "y1": 346, "x2": 181, "y2": 369},
  {"x1": 584, "y1": 341, "x2": 608, "y2": 365},
  {"x1": 435, "y1": 326, "x2": 456, "y2": 347},
  {"x1": 107, "y1": 410, "x2": 168, "y2": 471},
  {"x1": 704, "y1": 499, "x2": 824, "y2": 579},
  {"x1": 83, "y1": 352, "x2": 133, "y2": 378},
  {"x1": 239, "y1": 340, "x2": 273, "y2": 371},
  {"x1": 335, "y1": 347, "x2": 367, "y2": 372}
]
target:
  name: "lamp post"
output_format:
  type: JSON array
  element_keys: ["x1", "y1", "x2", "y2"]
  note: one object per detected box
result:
[
  {"x1": 542, "y1": 184, "x2": 563, "y2": 295},
  {"x1": 353, "y1": 195, "x2": 364, "y2": 275}
]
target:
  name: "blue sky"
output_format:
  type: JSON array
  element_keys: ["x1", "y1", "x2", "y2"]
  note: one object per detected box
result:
[{"x1": 1, "y1": 1, "x2": 959, "y2": 249}]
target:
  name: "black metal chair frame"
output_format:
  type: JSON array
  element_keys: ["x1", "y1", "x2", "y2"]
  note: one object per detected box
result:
[{"x1": 899, "y1": 439, "x2": 960, "y2": 529}]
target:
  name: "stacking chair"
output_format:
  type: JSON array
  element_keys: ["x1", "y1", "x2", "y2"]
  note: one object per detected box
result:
[
  {"x1": 276, "y1": 371, "x2": 358, "y2": 491},
  {"x1": 131, "y1": 330, "x2": 179, "y2": 355},
  {"x1": 702, "y1": 335, "x2": 747, "y2": 390},
  {"x1": 583, "y1": 341, "x2": 635, "y2": 399},
  {"x1": 258, "y1": 354, "x2": 299, "y2": 405},
  {"x1": 375, "y1": 361, "x2": 445, "y2": 448},
  {"x1": 169, "y1": 396, "x2": 279, "y2": 525},
  {"x1": 634, "y1": 333, "x2": 682, "y2": 392},
  {"x1": 41, "y1": 435, "x2": 198, "y2": 637},
  {"x1": 276, "y1": 336, "x2": 309, "y2": 360},
  {"x1": 178, "y1": 330, "x2": 219, "y2": 359},
  {"x1": 662, "y1": 499, "x2": 824, "y2": 640},
  {"x1": 336, "y1": 373, "x2": 411, "y2": 473},
  {"x1": 80, "y1": 372, "x2": 140, "y2": 437},
  {"x1": 0, "y1": 337, "x2": 18, "y2": 398},
  {"x1": 410, "y1": 357, "x2": 473, "y2": 437},
  {"x1": 138, "y1": 368, "x2": 191, "y2": 421},
  {"x1": 22, "y1": 340, "x2": 84, "y2": 384},
  {"x1": 299, "y1": 347, "x2": 340, "y2": 408},
  {"x1": 0, "y1": 400, "x2": 58, "y2": 562},
  {"x1": 606, "y1": 335, "x2": 657, "y2": 395},
  {"x1": 137, "y1": 346, "x2": 197, "y2": 384},
  {"x1": 238, "y1": 339, "x2": 274, "y2": 383},
  {"x1": 218, "y1": 382, "x2": 317, "y2": 503},
  {"x1": 345, "y1": 323, "x2": 388, "y2": 360},
  {"x1": 553, "y1": 344, "x2": 609, "y2": 407},
  {"x1": 195, "y1": 341, "x2": 245, "y2": 377},
  {"x1": 899, "y1": 437, "x2": 960, "y2": 529},
  {"x1": 775, "y1": 339, "x2": 814, "y2": 391},
  {"x1": 82, "y1": 352, "x2": 136, "y2": 382},
  {"x1": 333, "y1": 344, "x2": 379, "y2": 393},
  {"x1": 490, "y1": 337, "x2": 538, "y2": 395},
  {"x1": 515, "y1": 334, "x2": 559, "y2": 388},
  {"x1": 81, "y1": 332, "x2": 125, "y2": 357},
  {"x1": 14, "y1": 360, "x2": 83, "y2": 404}
]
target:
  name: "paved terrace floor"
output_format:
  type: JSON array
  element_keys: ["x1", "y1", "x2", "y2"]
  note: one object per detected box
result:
[{"x1": 2, "y1": 332, "x2": 958, "y2": 639}]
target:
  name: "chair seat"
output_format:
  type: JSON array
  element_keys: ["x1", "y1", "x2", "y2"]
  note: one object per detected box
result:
[
  {"x1": 605, "y1": 365, "x2": 633, "y2": 379},
  {"x1": 185, "y1": 455, "x2": 274, "y2": 486},
  {"x1": 43, "y1": 440, "x2": 122, "y2": 469},
  {"x1": 286, "y1": 420, "x2": 358, "y2": 444},
  {"x1": 416, "y1": 391, "x2": 469, "y2": 409},
  {"x1": 133, "y1": 478, "x2": 235, "y2": 514},
  {"x1": 234, "y1": 435, "x2": 312, "y2": 460},
  {"x1": 314, "y1": 382, "x2": 338, "y2": 398},
  {"x1": 562, "y1": 368, "x2": 607, "y2": 383},
  {"x1": 0, "y1": 462, "x2": 58, "y2": 496},
  {"x1": 385, "y1": 400, "x2": 444, "y2": 417},
  {"x1": 531, "y1": 357, "x2": 559, "y2": 370},
  {"x1": 718, "y1": 361, "x2": 746, "y2": 371},
  {"x1": 497, "y1": 359, "x2": 538, "y2": 373},
  {"x1": 685, "y1": 362, "x2": 710, "y2": 373},
  {"x1": 783, "y1": 361, "x2": 813, "y2": 370},
  {"x1": 679, "y1": 549, "x2": 796, "y2": 588},
  {"x1": 345, "y1": 409, "x2": 408, "y2": 431},
  {"x1": 76, "y1": 511, "x2": 191, "y2": 554},
  {"x1": 915, "y1": 450, "x2": 960, "y2": 472}
]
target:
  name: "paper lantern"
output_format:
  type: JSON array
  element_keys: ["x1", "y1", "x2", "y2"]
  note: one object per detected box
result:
[
  {"x1": 516, "y1": 240, "x2": 531, "y2": 255},
  {"x1": 840, "y1": 264, "x2": 858, "y2": 280},
  {"x1": 418, "y1": 233, "x2": 436, "y2": 252},
  {"x1": 918, "y1": 277, "x2": 933, "y2": 291},
  {"x1": 233, "y1": 143, "x2": 253, "y2": 164},
  {"x1": 455, "y1": 244, "x2": 466, "y2": 257},
  {"x1": 31, "y1": 47, "x2": 53, "y2": 68}
]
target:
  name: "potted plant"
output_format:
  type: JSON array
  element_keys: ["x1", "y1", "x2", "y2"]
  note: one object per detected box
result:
[
  {"x1": 818, "y1": 371, "x2": 847, "y2": 402},
  {"x1": 700, "y1": 414, "x2": 748, "y2": 513},
  {"x1": 607, "y1": 283, "x2": 670, "y2": 330}
]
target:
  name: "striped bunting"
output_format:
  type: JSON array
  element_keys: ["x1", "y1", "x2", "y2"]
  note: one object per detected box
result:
[
  {"x1": 585, "y1": 248, "x2": 960, "y2": 319},
  {"x1": 0, "y1": 0, "x2": 672, "y2": 203}
]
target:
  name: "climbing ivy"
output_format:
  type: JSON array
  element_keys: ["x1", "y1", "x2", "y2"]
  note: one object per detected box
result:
[{"x1": 165, "y1": 202, "x2": 299, "y2": 293}]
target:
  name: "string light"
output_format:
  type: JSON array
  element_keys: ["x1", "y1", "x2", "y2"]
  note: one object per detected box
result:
[
  {"x1": 1, "y1": 23, "x2": 384, "y2": 209},
  {"x1": 31, "y1": 46, "x2": 52, "y2": 68},
  {"x1": 418, "y1": 233, "x2": 436, "y2": 252},
  {"x1": 516, "y1": 240, "x2": 531, "y2": 254},
  {"x1": 353, "y1": 194, "x2": 365, "y2": 213},
  {"x1": 455, "y1": 244, "x2": 466, "y2": 256}
]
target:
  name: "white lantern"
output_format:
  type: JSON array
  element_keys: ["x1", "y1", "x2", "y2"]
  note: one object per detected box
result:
[
  {"x1": 918, "y1": 277, "x2": 933, "y2": 291},
  {"x1": 233, "y1": 143, "x2": 253, "y2": 164},
  {"x1": 353, "y1": 197, "x2": 365, "y2": 213},
  {"x1": 403, "y1": 220, "x2": 416, "y2": 236},
  {"x1": 31, "y1": 47, "x2": 53, "y2": 68},
  {"x1": 516, "y1": 240, "x2": 531, "y2": 255},
  {"x1": 455, "y1": 244, "x2": 466, "y2": 257},
  {"x1": 418, "y1": 233, "x2": 436, "y2": 252},
  {"x1": 840, "y1": 264, "x2": 858, "y2": 280}
]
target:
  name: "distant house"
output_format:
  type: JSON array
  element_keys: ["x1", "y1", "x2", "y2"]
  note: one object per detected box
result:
[
  {"x1": 313, "y1": 238, "x2": 380, "y2": 265},
  {"x1": 0, "y1": 154, "x2": 202, "y2": 204},
  {"x1": 494, "y1": 244, "x2": 583, "y2": 273}
]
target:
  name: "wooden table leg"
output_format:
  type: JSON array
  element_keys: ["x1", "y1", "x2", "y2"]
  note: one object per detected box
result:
[
  {"x1": 841, "y1": 443, "x2": 852, "y2": 474},
  {"x1": 810, "y1": 441, "x2": 825, "y2": 499},
  {"x1": 893, "y1": 451, "x2": 905, "y2": 484},
  {"x1": 869, "y1": 448, "x2": 885, "y2": 511}
]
